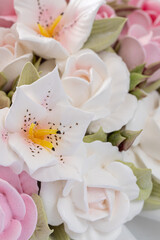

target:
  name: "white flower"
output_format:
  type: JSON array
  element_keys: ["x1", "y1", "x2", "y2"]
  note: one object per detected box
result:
[
  {"x1": 124, "y1": 91, "x2": 160, "y2": 182},
  {"x1": 0, "y1": 24, "x2": 32, "y2": 91},
  {"x1": 0, "y1": 67, "x2": 92, "y2": 181},
  {"x1": 41, "y1": 142, "x2": 143, "y2": 240},
  {"x1": 59, "y1": 49, "x2": 137, "y2": 133},
  {"x1": 14, "y1": 0, "x2": 104, "y2": 59}
]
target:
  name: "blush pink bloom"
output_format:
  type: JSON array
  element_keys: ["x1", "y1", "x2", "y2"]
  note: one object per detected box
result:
[
  {"x1": 0, "y1": 0, "x2": 17, "y2": 28},
  {"x1": 129, "y1": 0, "x2": 160, "y2": 26},
  {"x1": 96, "y1": 4, "x2": 115, "y2": 20},
  {"x1": 0, "y1": 166, "x2": 38, "y2": 240},
  {"x1": 119, "y1": 8, "x2": 160, "y2": 69}
]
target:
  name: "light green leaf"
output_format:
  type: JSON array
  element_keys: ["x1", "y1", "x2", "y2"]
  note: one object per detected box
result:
[
  {"x1": 83, "y1": 17, "x2": 126, "y2": 52},
  {"x1": 34, "y1": 57, "x2": 42, "y2": 70},
  {"x1": 30, "y1": 194, "x2": 53, "y2": 240},
  {"x1": 107, "y1": 130, "x2": 126, "y2": 147},
  {"x1": 131, "y1": 64, "x2": 145, "y2": 74},
  {"x1": 0, "y1": 91, "x2": 10, "y2": 109},
  {"x1": 120, "y1": 130, "x2": 142, "y2": 151},
  {"x1": 49, "y1": 225, "x2": 70, "y2": 240},
  {"x1": 83, "y1": 127, "x2": 107, "y2": 143},
  {"x1": 144, "y1": 61, "x2": 160, "y2": 76},
  {"x1": 129, "y1": 72, "x2": 147, "y2": 91},
  {"x1": 144, "y1": 179, "x2": 160, "y2": 210},
  {"x1": 142, "y1": 79, "x2": 160, "y2": 93},
  {"x1": 18, "y1": 62, "x2": 40, "y2": 87},
  {"x1": 0, "y1": 72, "x2": 7, "y2": 89},
  {"x1": 130, "y1": 88, "x2": 147, "y2": 100},
  {"x1": 119, "y1": 162, "x2": 153, "y2": 201}
]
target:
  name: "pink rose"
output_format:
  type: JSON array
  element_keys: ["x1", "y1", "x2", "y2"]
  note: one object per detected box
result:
[
  {"x1": 0, "y1": 166, "x2": 38, "y2": 240},
  {"x1": 96, "y1": 4, "x2": 115, "y2": 20},
  {"x1": 0, "y1": 0, "x2": 16, "y2": 28},
  {"x1": 129, "y1": 0, "x2": 160, "y2": 26},
  {"x1": 118, "y1": 9, "x2": 160, "y2": 69}
]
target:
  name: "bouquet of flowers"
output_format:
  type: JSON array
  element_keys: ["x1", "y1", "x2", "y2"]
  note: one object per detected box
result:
[{"x1": 0, "y1": 0, "x2": 160, "y2": 239}]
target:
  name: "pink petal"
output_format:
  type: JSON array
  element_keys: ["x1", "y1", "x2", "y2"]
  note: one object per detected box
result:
[
  {"x1": 0, "y1": 179, "x2": 26, "y2": 220},
  {"x1": 18, "y1": 194, "x2": 37, "y2": 240},
  {"x1": 147, "y1": 69, "x2": 160, "y2": 83},
  {"x1": 0, "y1": 194, "x2": 12, "y2": 231},
  {"x1": 96, "y1": 4, "x2": 115, "y2": 20},
  {"x1": 129, "y1": 0, "x2": 144, "y2": 7},
  {"x1": 0, "y1": 219, "x2": 22, "y2": 240},
  {"x1": 128, "y1": 10, "x2": 152, "y2": 30},
  {"x1": 0, "y1": 0, "x2": 15, "y2": 16},
  {"x1": 119, "y1": 36, "x2": 146, "y2": 70},
  {"x1": 128, "y1": 24, "x2": 148, "y2": 38},
  {"x1": 144, "y1": 42, "x2": 160, "y2": 66},
  {"x1": 143, "y1": 1, "x2": 160, "y2": 13},
  {"x1": 19, "y1": 171, "x2": 38, "y2": 196},
  {"x1": 0, "y1": 166, "x2": 22, "y2": 194}
]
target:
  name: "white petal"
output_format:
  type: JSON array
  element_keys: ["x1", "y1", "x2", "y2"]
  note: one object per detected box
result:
[
  {"x1": 107, "y1": 162, "x2": 139, "y2": 200},
  {"x1": 58, "y1": 196, "x2": 88, "y2": 233},
  {"x1": 71, "y1": 182, "x2": 88, "y2": 212},
  {"x1": 0, "y1": 47, "x2": 13, "y2": 71},
  {"x1": 18, "y1": 67, "x2": 69, "y2": 110},
  {"x1": 65, "y1": 225, "x2": 122, "y2": 240},
  {"x1": 15, "y1": 0, "x2": 66, "y2": 27},
  {"x1": 58, "y1": 0, "x2": 105, "y2": 53},
  {"x1": 5, "y1": 88, "x2": 47, "y2": 132},
  {"x1": 93, "y1": 192, "x2": 130, "y2": 232},
  {"x1": 88, "y1": 93, "x2": 137, "y2": 133},
  {"x1": 126, "y1": 91, "x2": 159, "y2": 146},
  {"x1": 0, "y1": 108, "x2": 23, "y2": 173},
  {"x1": 39, "y1": 59, "x2": 56, "y2": 77},
  {"x1": 126, "y1": 200, "x2": 144, "y2": 222},
  {"x1": 16, "y1": 23, "x2": 68, "y2": 59},
  {"x1": 2, "y1": 53, "x2": 33, "y2": 91},
  {"x1": 40, "y1": 182, "x2": 63, "y2": 226}
]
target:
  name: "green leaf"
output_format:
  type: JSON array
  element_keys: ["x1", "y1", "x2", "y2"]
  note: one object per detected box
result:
[
  {"x1": 107, "y1": 130, "x2": 126, "y2": 147},
  {"x1": 131, "y1": 64, "x2": 145, "y2": 74},
  {"x1": 129, "y1": 72, "x2": 147, "y2": 91},
  {"x1": 119, "y1": 129, "x2": 142, "y2": 151},
  {"x1": 30, "y1": 194, "x2": 53, "y2": 240},
  {"x1": 119, "y1": 162, "x2": 153, "y2": 201},
  {"x1": 18, "y1": 62, "x2": 40, "y2": 87},
  {"x1": 0, "y1": 72, "x2": 7, "y2": 89},
  {"x1": 130, "y1": 88, "x2": 147, "y2": 100},
  {"x1": 34, "y1": 57, "x2": 42, "y2": 70},
  {"x1": 49, "y1": 225, "x2": 70, "y2": 240},
  {"x1": 144, "y1": 179, "x2": 160, "y2": 210},
  {"x1": 142, "y1": 79, "x2": 160, "y2": 93},
  {"x1": 83, "y1": 17, "x2": 126, "y2": 52},
  {"x1": 83, "y1": 127, "x2": 107, "y2": 143},
  {"x1": 108, "y1": 129, "x2": 142, "y2": 151},
  {"x1": 0, "y1": 91, "x2": 10, "y2": 108},
  {"x1": 144, "y1": 61, "x2": 160, "y2": 76}
]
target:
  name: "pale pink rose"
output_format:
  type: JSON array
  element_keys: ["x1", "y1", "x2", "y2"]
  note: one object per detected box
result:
[
  {"x1": 96, "y1": 4, "x2": 115, "y2": 20},
  {"x1": 0, "y1": 0, "x2": 17, "y2": 28},
  {"x1": 119, "y1": 9, "x2": 160, "y2": 69},
  {"x1": 129, "y1": 0, "x2": 160, "y2": 26},
  {"x1": 0, "y1": 166, "x2": 37, "y2": 240}
]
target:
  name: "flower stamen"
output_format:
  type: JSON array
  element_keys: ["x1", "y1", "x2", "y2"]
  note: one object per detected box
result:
[
  {"x1": 28, "y1": 123, "x2": 60, "y2": 151},
  {"x1": 37, "y1": 13, "x2": 63, "y2": 38}
]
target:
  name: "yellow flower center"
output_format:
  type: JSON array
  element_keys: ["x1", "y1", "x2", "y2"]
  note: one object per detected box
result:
[
  {"x1": 28, "y1": 122, "x2": 61, "y2": 151},
  {"x1": 37, "y1": 13, "x2": 63, "y2": 38}
]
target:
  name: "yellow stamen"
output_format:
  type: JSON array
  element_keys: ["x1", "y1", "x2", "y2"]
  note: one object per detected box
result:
[
  {"x1": 34, "y1": 129, "x2": 59, "y2": 138},
  {"x1": 48, "y1": 14, "x2": 63, "y2": 36},
  {"x1": 37, "y1": 14, "x2": 63, "y2": 38},
  {"x1": 28, "y1": 123, "x2": 59, "y2": 151},
  {"x1": 38, "y1": 24, "x2": 50, "y2": 38}
]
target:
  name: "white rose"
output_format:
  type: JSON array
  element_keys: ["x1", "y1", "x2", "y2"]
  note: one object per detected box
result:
[
  {"x1": 124, "y1": 91, "x2": 160, "y2": 182},
  {"x1": 41, "y1": 142, "x2": 143, "y2": 240},
  {"x1": 60, "y1": 49, "x2": 137, "y2": 133},
  {"x1": 0, "y1": 24, "x2": 32, "y2": 91}
]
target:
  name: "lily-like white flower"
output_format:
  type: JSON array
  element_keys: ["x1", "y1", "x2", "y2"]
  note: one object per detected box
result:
[
  {"x1": 0, "y1": 67, "x2": 92, "y2": 181},
  {"x1": 59, "y1": 49, "x2": 137, "y2": 133},
  {"x1": 123, "y1": 91, "x2": 160, "y2": 182},
  {"x1": 0, "y1": 24, "x2": 32, "y2": 91},
  {"x1": 41, "y1": 142, "x2": 143, "y2": 240},
  {"x1": 14, "y1": 0, "x2": 105, "y2": 59}
]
